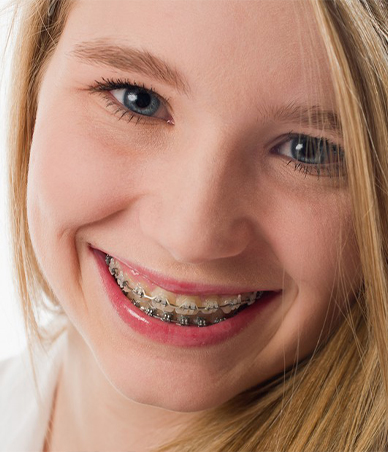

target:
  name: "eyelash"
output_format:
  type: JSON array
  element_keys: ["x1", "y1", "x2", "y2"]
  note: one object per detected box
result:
[
  {"x1": 88, "y1": 77, "x2": 345, "y2": 179},
  {"x1": 273, "y1": 132, "x2": 345, "y2": 179},
  {"x1": 89, "y1": 77, "x2": 171, "y2": 125}
]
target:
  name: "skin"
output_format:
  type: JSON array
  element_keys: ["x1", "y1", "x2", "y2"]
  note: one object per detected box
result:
[{"x1": 26, "y1": 0, "x2": 362, "y2": 450}]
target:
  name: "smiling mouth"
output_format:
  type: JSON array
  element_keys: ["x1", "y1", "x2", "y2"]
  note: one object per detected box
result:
[{"x1": 105, "y1": 254, "x2": 273, "y2": 327}]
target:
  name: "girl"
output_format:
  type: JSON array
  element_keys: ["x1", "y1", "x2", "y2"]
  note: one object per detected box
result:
[{"x1": 2, "y1": 0, "x2": 388, "y2": 450}]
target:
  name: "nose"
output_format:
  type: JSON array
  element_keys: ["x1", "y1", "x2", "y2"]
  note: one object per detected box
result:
[{"x1": 140, "y1": 127, "x2": 255, "y2": 264}]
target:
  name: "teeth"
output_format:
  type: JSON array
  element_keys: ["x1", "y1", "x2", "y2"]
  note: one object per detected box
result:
[
  {"x1": 151, "y1": 295, "x2": 170, "y2": 311},
  {"x1": 161, "y1": 312, "x2": 174, "y2": 322},
  {"x1": 177, "y1": 315, "x2": 190, "y2": 326},
  {"x1": 105, "y1": 254, "x2": 267, "y2": 327},
  {"x1": 131, "y1": 298, "x2": 141, "y2": 308},
  {"x1": 230, "y1": 295, "x2": 242, "y2": 310},
  {"x1": 194, "y1": 317, "x2": 207, "y2": 327},
  {"x1": 132, "y1": 283, "x2": 146, "y2": 298},
  {"x1": 121, "y1": 281, "x2": 131, "y2": 294},
  {"x1": 130, "y1": 283, "x2": 153, "y2": 310},
  {"x1": 248, "y1": 291, "x2": 258, "y2": 305},
  {"x1": 144, "y1": 306, "x2": 157, "y2": 317},
  {"x1": 213, "y1": 317, "x2": 225, "y2": 324},
  {"x1": 109, "y1": 265, "x2": 119, "y2": 278},
  {"x1": 200, "y1": 297, "x2": 219, "y2": 314},
  {"x1": 109, "y1": 257, "x2": 118, "y2": 273},
  {"x1": 175, "y1": 296, "x2": 199, "y2": 315},
  {"x1": 116, "y1": 271, "x2": 126, "y2": 288},
  {"x1": 220, "y1": 297, "x2": 241, "y2": 314},
  {"x1": 150, "y1": 288, "x2": 175, "y2": 313},
  {"x1": 220, "y1": 305, "x2": 231, "y2": 314}
]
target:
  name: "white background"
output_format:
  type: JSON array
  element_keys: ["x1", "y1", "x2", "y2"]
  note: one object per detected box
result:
[{"x1": 0, "y1": 4, "x2": 28, "y2": 359}]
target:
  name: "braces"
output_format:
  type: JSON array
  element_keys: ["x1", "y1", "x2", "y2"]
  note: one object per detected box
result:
[{"x1": 105, "y1": 254, "x2": 264, "y2": 327}]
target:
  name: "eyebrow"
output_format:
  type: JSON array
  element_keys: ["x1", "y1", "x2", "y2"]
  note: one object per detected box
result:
[
  {"x1": 70, "y1": 39, "x2": 191, "y2": 96},
  {"x1": 261, "y1": 101, "x2": 343, "y2": 137},
  {"x1": 70, "y1": 40, "x2": 342, "y2": 136}
]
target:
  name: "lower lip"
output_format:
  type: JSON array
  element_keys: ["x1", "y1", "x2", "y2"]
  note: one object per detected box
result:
[{"x1": 92, "y1": 247, "x2": 280, "y2": 347}]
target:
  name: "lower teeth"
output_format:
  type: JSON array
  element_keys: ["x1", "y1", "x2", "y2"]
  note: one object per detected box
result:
[{"x1": 106, "y1": 254, "x2": 264, "y2": 327}]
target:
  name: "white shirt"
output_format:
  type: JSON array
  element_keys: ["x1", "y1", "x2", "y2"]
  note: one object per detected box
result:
[{"x1": 0, "y1": 321, "x2": 68, "y2": 452}]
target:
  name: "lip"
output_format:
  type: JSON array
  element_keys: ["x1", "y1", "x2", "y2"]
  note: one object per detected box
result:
[
  {"x1": 91, "y1": 246, "x2": 276, "y2": 296},
  {"x1": 91, "y1": 246, "x2": 282, "y2": 347}
]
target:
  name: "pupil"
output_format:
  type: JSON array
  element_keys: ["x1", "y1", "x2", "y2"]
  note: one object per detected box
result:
[
  {"x1": 124, "y1": 89, "x2": 151, "y2": 110},
  {"x1": 134, "y1": 91, "x2": 151, "y2": 108},
  {"x1": 292, "y1": 136, "x2": 328, "y2": 164}
]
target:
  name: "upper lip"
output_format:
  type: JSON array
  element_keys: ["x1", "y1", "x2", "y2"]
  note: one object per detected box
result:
[{"x1": 94, "y1": 246, "x2": 280, "y2": 296}]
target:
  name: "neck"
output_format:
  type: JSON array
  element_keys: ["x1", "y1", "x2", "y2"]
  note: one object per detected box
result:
[{"x1": 44, "y1": 323, "x2": 199, "y2": 452}]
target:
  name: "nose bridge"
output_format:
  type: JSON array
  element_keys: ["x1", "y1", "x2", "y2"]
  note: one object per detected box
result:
[{"x1": 148, "y1": 125, "x2": 253, "y2": 263}]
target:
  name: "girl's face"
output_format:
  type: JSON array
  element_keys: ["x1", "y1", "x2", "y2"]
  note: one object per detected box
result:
[{"x1": 28, "y1": 0, "x2": 361, "y2": 411}]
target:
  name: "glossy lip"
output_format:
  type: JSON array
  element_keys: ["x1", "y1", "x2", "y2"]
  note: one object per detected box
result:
[
  {"x1": 91, "y1": 246, "x2": 282, "y2": 347},
  {"x1": 91, "y1": 245, "x2": 278, "y2": 296}
]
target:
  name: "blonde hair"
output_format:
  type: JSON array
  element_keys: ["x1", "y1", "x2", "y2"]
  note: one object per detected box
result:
[{"x1": 4, "y1": 0, "x2": 388, "y2": 450}]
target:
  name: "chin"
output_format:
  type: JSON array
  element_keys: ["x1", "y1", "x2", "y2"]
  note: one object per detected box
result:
[
  {"x1": 94, "y1": 346, "x2": 249, "y2": 413},
  {"x1": 116, "y1": 381, "x2": 239, "y2": 413}
]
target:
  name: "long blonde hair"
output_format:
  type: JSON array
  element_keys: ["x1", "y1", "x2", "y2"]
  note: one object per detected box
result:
[{"x1": 5, "y1": 0, "x2": 388, "y2": 450}]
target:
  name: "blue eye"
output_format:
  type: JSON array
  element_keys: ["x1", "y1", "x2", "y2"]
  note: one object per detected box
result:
[
  {"x1": 112, "y1": 87, "x2": 161, "y2": 117},
  {"x1": 274, "y1": 133, "x2": 345, "y2": 177},
  {"x1": 278, "y1": 135, "x2": 343, "y2": 165},
  {"x1": 90, "y1": 77, "x2": 173, "y2": 125},
  {"x1": 297, "y1": 136, "x2": 341, "y2": 165}
]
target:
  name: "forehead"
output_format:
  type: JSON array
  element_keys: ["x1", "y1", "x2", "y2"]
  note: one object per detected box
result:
[{"x1": 56, "y1": 0, "x2": 334, "y2": 113}]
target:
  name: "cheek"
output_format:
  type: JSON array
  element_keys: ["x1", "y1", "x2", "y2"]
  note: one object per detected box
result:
[
  {"x1": 27, "y1": 101, "x2": 148, "y2": 253},
  {"x1": 26, "y1": 106, "x2": 131, "y2": 317},
  {"x1": 244, "y1": 189, "x2": 361, "y2": 383},
  {"x1": 266, "y1": 189, "x2": 359, "y2": 343},
  {"x1": 28, "y1": 124, "x2": 115, "y2": 233},
  {"x1": 26, "y1": 87, "x2": 168, "y2": 239},
  {"x1": 262, "y1": 185, "x2": 359, "y2": 292}
]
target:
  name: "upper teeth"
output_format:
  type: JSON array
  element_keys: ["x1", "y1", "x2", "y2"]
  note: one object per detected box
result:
[
  {"x1": 176, "y1": 297, "x2": 199, "y2": 315},
  {"x1": 106, "y1": 254, "x2": 263, "y2": 310},
  {"x1": 105, "y1": 254, "x2": 266, "y2": 326}
]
